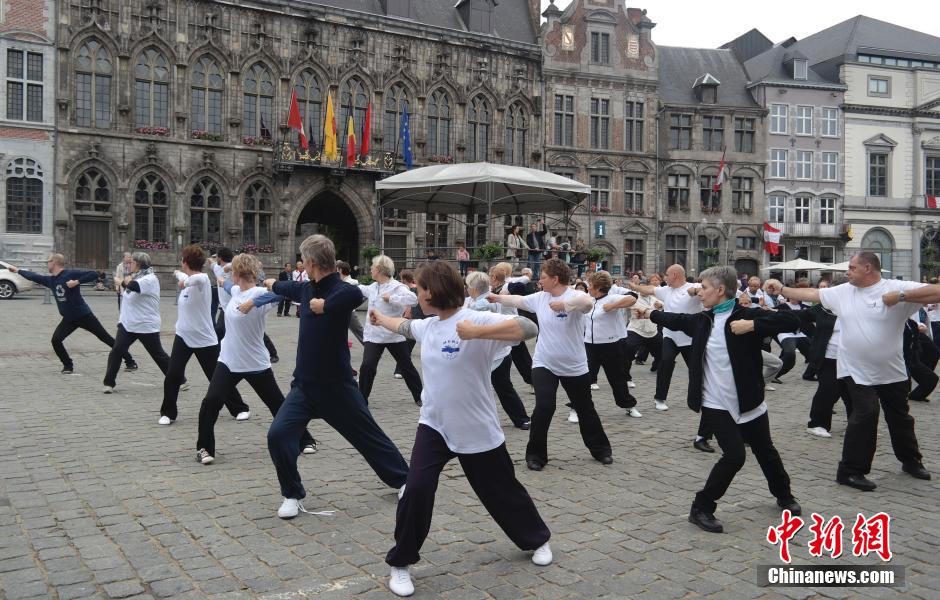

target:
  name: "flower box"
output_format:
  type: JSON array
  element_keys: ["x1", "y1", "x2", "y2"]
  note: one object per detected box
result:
[
  {"x1": 242, "y1": 136, "x2": 274, "y2": 147},
  {"x1": 132, "y1": 239, "x2": 171, "y2": 251},
  {"x1": 136, "y1": 126, "x2": 170, "y2": 136},
  {"x1": 427, "y1": 154, "x2": 455, "y2": 164},
  {"x1": 237, "y1": 243, "x2": 274, "y2": 254},
  {"x1": 191, "y1": 130, "x2": 225, "y2": 142}
]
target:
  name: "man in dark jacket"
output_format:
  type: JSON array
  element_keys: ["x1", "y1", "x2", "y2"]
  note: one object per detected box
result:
[
  {"x1": 525, "y1": 220, "x2": 548, "y2": 278},
  {"x1": 641, "y1": 265, "x2": 802, "y2": 533}
]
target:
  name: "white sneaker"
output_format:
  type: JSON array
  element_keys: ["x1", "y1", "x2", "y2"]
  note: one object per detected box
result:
[
  {"x1": 389, "y1": 566, "x2": 414, "y2": 597},
  {"x1": 398, "y1": 484, "x2": 406, "y2": 500},
  {"x1": 195, "y1": 448, "x2": 214, "y2": 465},
  {"x1": 277, "y1": 497, "x2": 303, "y2": 519},
  {"x1": 302, "y1": 442, "x2": 317, "y2": 454},
  {"x1": 806, "y1": 426, "x2": 832, "y2": 438},
  {"x1": 235, "y1": 411, "x2": 250, "y2": 421},
  {"x1": 532, "y1": 542, "x2": 553, "y2": 566},
  {"x1": 157, "y1": 416, "x2": 172, "y2": 426},
  {"x1": 590, "y1": 383, "x2": 600, "y2": 390},
  {"x1": 179, "y1": 382, "x2": 190, "y2": 392},
  {"x1": 765, "y1": 384, "x2": 776, "y2": 391},
  {"x1": 628, "y1": 408, "x2": 643, "y2": 418},
  {"x1": 102, "y1": 386, "x2": 114, "y2": 394},
  {"x1": 529, "y1": 385, "x2": 535, "y2": 395},
  {"x1": 627, "y1": 381, "x2": 636, "y2": 388},
  {"x1": 394, "y1": 373, "x2": 403, "y2": 380},
  {"x1": 654, "y1": 400, "x2": 669, "y2": 411},
  {"x1": 567, "y1": 410, "x2": 579, "y2": 423}
]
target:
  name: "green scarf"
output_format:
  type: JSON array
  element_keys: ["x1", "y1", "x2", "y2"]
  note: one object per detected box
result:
[{"x1": 713, "y1": 297, "x2": 736, "y2": 314}]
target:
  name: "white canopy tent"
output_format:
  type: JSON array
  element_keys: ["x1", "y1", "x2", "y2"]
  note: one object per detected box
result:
[
  {"x1": 761, "y1": 258, "x2": 830, "y2": 271},
  {"x1": 821, "y1": 261, "x2": 889, "y2": 273}
]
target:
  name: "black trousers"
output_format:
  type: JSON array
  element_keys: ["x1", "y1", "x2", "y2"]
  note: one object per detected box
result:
[
  {"x1": 277, "y1": 298, "x2": 291, "y2": 316},
  {"x1": 386, "y1": 424, "x2": 550, "y2": 567},
  {"x1": 910, "y1": 334, "x2": 940, "y2": 401},
  {"x1": 586, "y1": 341, "x2": 636, "y2": 409},
  {"x1": 197, "y1": 363, "x2": 314, "y2": 457},
  {"x1": 693, "y1": 408, "x2": 794, "y2": 514},
  {"x1": 359, "y1": 341, "x2": 423, "y2": 404},
  {"x1": 491, "y1": 355, "x2": 530, "y2": 426},
  {"x1": 393, "y1": 339, "x2": 417, "y2": 376},
  {"x1": 931, "y1": 322, "x2": 940, "y2": 352},
  {"x1": 526, "y1": 368, "x2": 611, "y2": 466},
  {"x1": 623, "y1": 331, "x2": 661, "y2": 382},
  {"x1": 52, "y1": 313, "x2": 133, "y2": 369},
  {"x1": 216, "y1": 310, "x2": 278, "y2": 359},
  {"x1": 838, "y1": 377, "x2": 923, "y2": 477},
  {"x1": 808, "y1": 358, "x2": 848, "y2": 431},
  {"x1": 777, "y1": 336, "x2": 812, "y2": 378},
  {"x1": 103, "y1": 324, "x2": 168, "y2": 387},
  {"x1": 161, "y1": 335, "x2": 248, "y2": 420},
  {"x1": 510, "y1": 341, "x2": 533, "y2": 385},
  {"x1": 655, "y1": 337, "x2": 691, "y2": 401}
]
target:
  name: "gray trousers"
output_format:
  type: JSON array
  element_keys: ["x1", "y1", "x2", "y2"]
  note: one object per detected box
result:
[{"x1": 762, "y1": 351, "x2": 783, "y2": 386}]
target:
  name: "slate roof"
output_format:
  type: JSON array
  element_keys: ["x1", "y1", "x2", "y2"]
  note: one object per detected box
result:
[
  {"x1": 658, "y1": 46, "x2": 758, "y2": 108},
  {"x1": 797, "y1": 15, "x2": 940, "y2": 64},
  {"x1": 744, "y1": 43, "x2": 844, "y2": 87}
]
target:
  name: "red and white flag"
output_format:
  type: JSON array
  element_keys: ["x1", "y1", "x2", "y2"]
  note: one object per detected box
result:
[
  {"x1": 928, "y1": 195, "x2": 938, "y2": 209},
  {"x1": 712, "y1": 149, "x2": 728, "y2": 192},
  {"x1": 287, "y1": 90, "x2": 308, "y2": 150},
  {"x1": 764, "y1": 222, "x2": 782, "y2": 255}
]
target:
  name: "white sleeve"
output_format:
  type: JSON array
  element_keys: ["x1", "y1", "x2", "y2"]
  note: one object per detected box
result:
[
  {"x1": 139, "y1": 275, "x2": 160, "y2": 297},
  {"x1": 409, "y1": 315, "x2": 432, "y2": 343},
  {"x1": 818, "y1": 285, "x2": 842, "y2": 314},
  {"x1": 520, "y1": 292, "x2": 541, "y2": 313},
  {"x1": 652, "y1": 286, "x2": 668, "y2": 301},
  {"x1": 183, "y1": 273, "x2": 206, "y2": 289},
  {"x1": 388, "y1": 284, "x2": 418, "y2": 307},
  {"x1": 358, "y1": 283, "x2": 375, "y2": 301}
]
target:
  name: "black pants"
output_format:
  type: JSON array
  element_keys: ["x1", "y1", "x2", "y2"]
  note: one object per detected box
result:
[
  {"x1": 216, "y1": 310, "x2": 278, "y2": 359},
  {"x1": 655, "y1": 337, "x2": 691, "y2": 401},
  {"x1": 52, "y1": 313, "x2": 133, "y2": 369},
  {"x1": 808, "y1": 358, "x2": 848, "y2": 431},
  {"x1": 931, "y1": 322, "x2": 940, "y2": 353},
  {"x1": 838, "y1": 377, "x2": 923, "y2": 477},
  {"x1": 210, "y1": 287, "x2": 219, "y2": 319},
  {"x1": 777, "y1": 336, "x2": 812, "y2": 378},
  {"x1": 393, "y1": 339, "x2": 417, "y2": 376},
  {"x1": 386, "y1": 424, "x2": 550, "y2": 567},
  {"x1": 268, "y1": 378, "x2": 408, "y2": 499},
  {"x1": 197, "y1": 363, "x2": 314, "y2": 457},
  {"x1": 161, "y1": 335, "x2": 248, "y2": 420},
  {"x1": 526, "y1": 368, "x2": 611, "y2": 466},
  {"x1": 103, "y1": 324, "x2": 168, "y2": 387},
  {"x1": 277, "y1": 298, "x2": 291, "y2": 316},
  {"x1": 510, "y1": 341, "x2": 533, "y2": 385},
  {"x1": 910, "y1": 334, "x2": 940, "y2": 401},
  {"x1": 359, "y1": 341, "x2": 423, "y2": 404},
  {"x1": 586, "y1": 341, "x2": 636, "y2": 409},
  {"x1": 491, "y1": 355, "x2": 530, "y2": 426},
  {"x1": 623, "y1": 332, "x2": 661, "y2": 382},
  {"x1": 693, "y1": 408, "x2": 793, "y2": 514}
]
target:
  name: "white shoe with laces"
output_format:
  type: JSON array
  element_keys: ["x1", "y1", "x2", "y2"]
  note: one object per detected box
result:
[
  {"x1": 102, "y1": 386, "x2": 114, "y2": 394},
  {"x1": 389, "y1": 566, "x2": 414, "y2": 596},
  {"x1": 654, "y1": 400, "x2": 669, "y2": 411},
  {"x1": 765, "y1": 384, "x2": 776, "y2": 391},
  {"x1": 806, "y1": 426, "x2": 832, "y2": 438},
  {"x1": 157, "y1": 416, "x2": 172, "y2": 426},
  {"x1": 532, "y1": 542, "x2": 553, "y2": 566},
  {"x1": 277, "y1": 497, "x2": 304, "y2": 519},
  {"x1": 179, "y1": 382, "x2": 190, "y2": 392},
  {"x1": 398, "y1": 484, "x2": 406, "y2": 500},
  {"x1": 628, "y1": 408, "x2": 643, "y2": 418},
  {"x1": 195, "y1": 448, "x2": 214, "y2": 465},
  {"x1": 628, "y1": 381, "x2": 636, "y2": 388},
  {"x1": 235, "y1": 411, "x2": 250, "y2": 421},
  {"x1": 590, "y1": 383, "x2": 600, "y2": 390},
  {"x1": 394, "y1": 373, "x2": 403, "y2": 380},
  {"x1": 567, "y1": 410, "x2": 579, "y2": 423},
  {"x1": 302, "y1": 442, "x2": 317, "y2": 454}
]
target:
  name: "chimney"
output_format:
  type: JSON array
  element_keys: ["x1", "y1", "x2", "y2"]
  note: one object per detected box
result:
[{"x1": 528, "y1": 0, "x2": 541, "y2": 38}]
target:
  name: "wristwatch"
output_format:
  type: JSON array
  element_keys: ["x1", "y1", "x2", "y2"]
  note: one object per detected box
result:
[{"x1": 898, "y1": 291, "x2": 906, "y2": 302}]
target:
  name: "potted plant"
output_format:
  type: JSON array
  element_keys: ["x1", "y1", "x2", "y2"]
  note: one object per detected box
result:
[
  {"x1": 362, "y1": 244, "x2": 381, "y2": 262},
  {"x1": 703, "y1": 247, "x2": 720, "y2": 268},
  {"x1": 586, "y1": 247, "x2": 605, "y2": 263}
]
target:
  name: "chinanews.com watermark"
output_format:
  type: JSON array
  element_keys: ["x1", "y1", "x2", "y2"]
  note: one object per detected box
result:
[{"x1": 758, "y1": 511, "x2": 905, "y2": 588}]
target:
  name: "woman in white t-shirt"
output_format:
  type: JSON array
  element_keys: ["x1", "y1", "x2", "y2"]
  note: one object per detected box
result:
[
  {"x1": 159, "y1": 245, "x2": 249, "y2": 426},
  {"x1": 195, "y1": 254, "x2": 316, "y2": 465},
  {"x1": 607, "y1": 284, "x2": 663, "y2": 387},
  {"x1": 370, "y1": 261, "x2": 551, "y2": 598},
  {"x1": 490, "y1": 258, "x2": 613, "y2": 471},
  {"x1": 102, "y1": 252, "x2": 170, "y2": 393}
]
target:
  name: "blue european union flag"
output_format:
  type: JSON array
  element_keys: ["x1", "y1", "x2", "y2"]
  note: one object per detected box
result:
[{"x1": 400, "y1": 104, "x2": 413, "y2": 169}]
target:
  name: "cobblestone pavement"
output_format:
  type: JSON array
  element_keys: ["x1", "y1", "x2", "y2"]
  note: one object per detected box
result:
[{"x1": 0, "y1": 292, "x2": 937, "y2": 600}]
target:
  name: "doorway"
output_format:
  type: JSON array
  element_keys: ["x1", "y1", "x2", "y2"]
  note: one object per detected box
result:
[
  {"x1": 295, "y1": 191, "x2": 360, "y2": 266},
  {"x1": 74, "y1": 218, "x2": 110, "y2": 270}
]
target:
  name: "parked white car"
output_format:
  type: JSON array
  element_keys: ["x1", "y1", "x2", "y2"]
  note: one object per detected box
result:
[{"x1": 0, "y1": 260, "x2": 34, "y2": 299}]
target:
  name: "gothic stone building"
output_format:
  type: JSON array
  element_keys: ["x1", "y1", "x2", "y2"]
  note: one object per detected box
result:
[{"x1": 53, "y1": 0, "x2": 542, "y2": 275}]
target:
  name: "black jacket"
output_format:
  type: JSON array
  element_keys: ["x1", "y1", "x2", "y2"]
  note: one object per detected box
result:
[
  {"x1": 650, "y1": 303, "x2": 800, "y2": 413},
  {"x1": 801, "y1": 304, "x2": 837, "y2": 369},
  {"x1": 526, "y1": 224, "x2": 547, "y2": 253}
]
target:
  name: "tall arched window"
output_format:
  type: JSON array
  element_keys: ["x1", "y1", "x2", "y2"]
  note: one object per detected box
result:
[
  {"x1": 74, "y1": 169, "x2": 111, "y2": 212},
  {"x1": 74, "y1": 39, "x2": 112, "y2": 128},
  {"x1": 383, "y1": 83, "x2": 409, "y2": 152},
  {"x1": 243, "y1": 63, "x2": 274, "y2": 138},
  {"x1": 467, "y1": 95, "x2": 490, "y2": 161},
  {"x1": 134, "y1": 48, "x2": 170, "y2": 128},
  {"x1": 5, "y1": 158, "x2": 43, "y2": 234},
  {"x1": 242, "y1": 181, "x2": 272, "y2": 247},
  {"x1": 341, "y1": 77, "x2": 369, "y2": 144},
  {"x1": 294, "y1": 69, "x2": 323, "y2": 148},
  {"x1": 134, "y1": 174, "x2": 168, "y2": 242},
  {"x1": 191, "y1": 56, "x2": 223, "y2": 135},
  {"x1": 190, "y1": 177, "x2": 222, "y2": 243},
  {"x1": 504, "y1": 102, "x2": 527, "y2": 166},
  {"x1": 862, "y1": 228, "x2": 894, "y2": 275},
  {"x1": 426, "y1": 89, "x2": 451, "y2": 157}
]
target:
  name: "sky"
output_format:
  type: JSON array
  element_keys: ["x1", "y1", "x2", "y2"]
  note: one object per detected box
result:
[{"x1": 541, "y1": 0, "x2": 940, "y2": 48}]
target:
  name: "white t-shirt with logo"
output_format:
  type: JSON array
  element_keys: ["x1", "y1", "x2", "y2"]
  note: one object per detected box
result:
[
  {"x1": 120, "y1": 273, "x2": 161, "y2": 334},
  {"x1": 702, "y1": 311, "x2": 767, "y2": 423},
  {"x1": 584, "y1": 294, "x2": 630, "y2": 344},
  {"x1": 218, "y1": 285, "x2": 275, "y2": 373},
  {"x1": 175, "y1": 272, "x2": 218, "y2": 348},
  {"x1": 653, "y1": 283, "x2": 703, "y2": 347},
  {"x1": 359, "y1": 279, "x2": 417, "y2": 344},
  {"x1": 410, "y1": 308, "x2": 514, "y2": 453},
  {"x1": 819, "y1": 279, "x2": 926, "y2": 385},
  {"x1": 522, "y1": 288, "x2": 590, "y2": 376}
]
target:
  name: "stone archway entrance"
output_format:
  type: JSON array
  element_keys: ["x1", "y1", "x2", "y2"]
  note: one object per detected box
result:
[
  {"x1": 295, "y1": 191, "x2": 360, "y2": 266},
  {"x1": 734, "y1": 258, "x2": 760, "y2": 279}
]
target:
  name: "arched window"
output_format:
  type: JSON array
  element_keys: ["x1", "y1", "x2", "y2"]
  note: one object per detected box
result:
[
  {"x1": 426, "y1": 89, "x2": 451, "y2": 157},
  {"x1": 134, "y1": 48, "x2": 170, "y2": 128},
  {"x1": 383, "y1": 83, "x2": 409, "y2": 153},
  {"x1": 74, "y1": 39, "x2": 112, "y2": 128},
  {"x1": 74, "y1": 169, "x2": 111, "y2": 212},
  {"x1": 190, "y1": 177, "x2": 222, "y2": 244},
  {"x1": 504, "y1": 102, "x2": 527, "y2": 166},
  {"x1": 242, "y1": 182, "x2": 272, "y2": 247},
  {"x1": 5, "y1": 158, "x2": 43, "y2": 233},
  {"x1": 862, "y1": 228, "x2": 894, "y2": 275},
  {"x1": 243, "y1": 63, "x2": 274, "y2": 138},
  {"x1": 341, "y1": 77, "x2": 369, "y2": 144},
  {"x1": 134, "y1": 174, "x2": 168, "y2": 243},
  {"x1": 191, "y1": 56, "x2": 223, "y2": 135},
  {"x1": 294, "y1": 69, "x2": 323, "y2": 149},
  {"x1": 467, "y1": 95, "x2": 490, "y2": 161}
]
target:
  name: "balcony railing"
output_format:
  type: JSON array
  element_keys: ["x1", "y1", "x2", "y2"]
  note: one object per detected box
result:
[{"x1": 769, "y1": 220, "x2": 843, "y2": 238}]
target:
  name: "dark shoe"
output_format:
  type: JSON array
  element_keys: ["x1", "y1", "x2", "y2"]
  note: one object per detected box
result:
[
  {"x1": 270, "y1": 355, "x2": 279, "y2": 364},
  {"x1": 516, "y1": 420, "x2": 531, "y2": 430},
  {"x1": 902, "y1": 463, "x2": 931, "y2": 480},
  {"x1": 908, "y1": 395, "x2": 930, "y2": 402},
  {"x1": 802, "y1": 374, "x2": 818, "y2": 382},
  {"x1": 688, "y1": 507, "x2": 724, "y2": 533},
  {"x1": 772, "y1": 377, "x2": 783, "y2": 384},
  {"x1": 596, "y1": 455, "x2": 613, "y2": 465},
  {"x1": 693, "y1": 439, "x2": 716, "y2": 453},
  {"x1": 526, "y1": 460, "x2": 544, "y2": 471},
  {"x1": 634, "y1": 360, "x2": 646, "y2": 365},
  {"x1": 776, "y1": 497, "x2": 802, "y2": 516},
  {"x1": 837, "y1": 473, "x2": 877, "y2": 491},
  {"x1": 414, "y1": 400, "x2": 423, "y2": 407},
  {"x1": 124, "y1": 362, "x2": 138, "y2": 372},
  {"x1": 61, "y1": 367, "x2": 74, "y2": 374}
]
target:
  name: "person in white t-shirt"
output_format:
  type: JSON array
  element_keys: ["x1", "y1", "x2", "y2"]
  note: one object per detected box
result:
[
  {"x1": 291, "y1": 261, "x2": 309, "y2": 317},
  {"x1": 606, "y1": 285, "x2": 663, "y2": 387},
  {"x1": 370, "y1": 261, "x2": 551, "y2": 598},
  {"x1": 102, "y1": 252, "x2": 170, "y2": 393},
  {"x1": 490, "y1": 258, "x2": 613, "y2": 471},
  {"x1": 783, "y1": 252, "x2": 931, "y2": 491},
  {"x1": 159, "y1": 245, "x2": 249, "y2": 426},
  {"x1": 195, "y1": 254, "x2": 316, "y2": 465}
]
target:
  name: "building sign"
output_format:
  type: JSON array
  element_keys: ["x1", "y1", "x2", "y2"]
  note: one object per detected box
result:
[{"x1": 595, "y1": 220, "x2": 605, "y2": 239}]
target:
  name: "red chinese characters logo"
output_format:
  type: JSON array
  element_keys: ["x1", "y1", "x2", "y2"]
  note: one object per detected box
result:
[
  {"x1": 767, "y1": 512, "x2": 892, "y2": 562},
  {"x1": 808, "y1": 513, "x2": 844, "y2": 559},
  {"x1": 852, "y1": 512, "x2": 892, "y2": 561},
  {"x1": 766, "y1": 510, "x2": 804, "y2": 563}
]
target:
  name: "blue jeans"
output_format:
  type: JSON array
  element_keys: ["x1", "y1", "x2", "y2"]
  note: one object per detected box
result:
[{"x1": 528, "y1": 252, "x2": 543, "y2": 278}]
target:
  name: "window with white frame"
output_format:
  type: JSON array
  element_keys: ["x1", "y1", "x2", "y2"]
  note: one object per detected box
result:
[
  {"x1": 4, "y1": 157, "x2": 43, "y2": 234},
  {"x1": 667, "y1": 173, "x2": 690, "y2": 210},
  {"x1": 821, "y1": 107, "x2": 838, "y2": 137},
  {"x1": 796, "y1": 150, "x2": 813, "y2": 179},
  {"x1": 590, "y1": 174, "x2": 610, "y2": 210},
  {"x1": 770, "y1": 104, "x2": 787, "y2": 134},
  {"x1": 869, "y1": 153, "x2": 888, "y2": 196},
  {"x1": 793, "y1": 195, "x2": 811, "y2": 224},
  {"x1": 795, "y1": 105, "x2": 813, "y2": 135},
  {"x1": 928, "y1": 156, "x2": 940, "y2": 197},
  {"x1": 768, "y1": 194, "x2": 785, "y2": 222},
  {"x1": 793, "y1": 59, "x2": 808, "y2": 80},
  {"x1": 868, "y1": 76, "x2": 890, "y2": 97},
  {"x1": 821, "y1": 152, "x2": 838, "y2": 181},
  {"x1": 820, "y1": 196, "x2": 835, "y2": 224},
  {"x1": 770, "y1": 149, "x2": 787, "y2": 178},
  {"x1": 6, "y1": 49, "x2": 42, "y2": 122}
]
